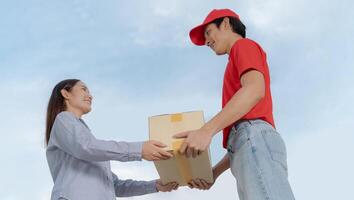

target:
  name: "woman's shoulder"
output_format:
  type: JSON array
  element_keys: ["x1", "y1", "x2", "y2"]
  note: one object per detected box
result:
[
  {"x1": 54, "y1": 111, "x2": 80, "y2": 127},
  {"x1": 51, "y1": 111, "x2": 89, "y2": 137}
]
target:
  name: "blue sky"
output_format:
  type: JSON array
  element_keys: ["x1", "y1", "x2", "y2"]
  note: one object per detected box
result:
[{"x1": 0, "y1": 0, "x2": 353, "y2": 199}]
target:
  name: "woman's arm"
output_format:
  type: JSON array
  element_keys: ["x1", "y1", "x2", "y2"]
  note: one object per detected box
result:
[
  {"x1": 111, "y1": 172, "x2": 178, "y2": 197},
  {"x1": 111, "y1": 172, "x2": 158, "y2": 197},
  {"x1": 50, "y1": 112, "x2": 172, "y2": 162}
]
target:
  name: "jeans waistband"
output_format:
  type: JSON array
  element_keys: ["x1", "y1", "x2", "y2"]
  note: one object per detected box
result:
[
  {"x1": 227, "y1": 119, "x2": 275, "y2": 154},
  {"x1": 233, "y1": 119, "x2": 274, "y2": 133}
]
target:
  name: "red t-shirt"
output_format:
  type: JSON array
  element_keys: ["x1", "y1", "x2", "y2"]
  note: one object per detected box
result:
[{"x1": 222, "y1": 38, "x2": 275, "y2": 148}]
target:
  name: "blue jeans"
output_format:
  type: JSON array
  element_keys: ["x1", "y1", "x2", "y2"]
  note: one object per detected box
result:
[{"x1": 227, "y1": 119, "x2": 295, "y2": 200}]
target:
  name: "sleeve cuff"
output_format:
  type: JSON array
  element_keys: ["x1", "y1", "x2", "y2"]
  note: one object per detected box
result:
[
  {"x1": 145, "y1": 180, "x2": 158, "y2": 194},
  {"x1": 128, "y1": 142, "x2": 143, "y2": 161}
]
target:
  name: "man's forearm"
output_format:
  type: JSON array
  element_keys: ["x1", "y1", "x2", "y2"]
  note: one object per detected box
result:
[
  {"x1": 202, "y1": 84, "x2": 264, "y2": 137},
  {"x1": 213, "y1": 153, "x2": 230, "y2": 179}
]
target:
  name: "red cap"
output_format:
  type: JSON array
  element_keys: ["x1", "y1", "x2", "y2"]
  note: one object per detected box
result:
[{"x1": 189, "y1": 9, "x2": 240, "y2": 46}]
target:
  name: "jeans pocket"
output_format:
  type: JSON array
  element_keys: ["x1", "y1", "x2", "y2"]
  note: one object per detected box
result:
[
  {"x1": 228, "y1": 128, "x2": 249, "y2": 154},
  {"x1": 262, "y1": 131, "x2": 288, "y2": 172}
]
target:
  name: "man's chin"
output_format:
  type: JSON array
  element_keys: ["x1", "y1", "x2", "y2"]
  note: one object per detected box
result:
[
  {"x1": 212, "y1": 48, "x2": 226, "y2": 55},
  {"x1": 215, "y1": 51, "x2": 226, "y2": 56}
]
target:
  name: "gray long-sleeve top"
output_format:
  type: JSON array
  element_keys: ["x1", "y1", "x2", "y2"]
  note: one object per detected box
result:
[{"x1": 46, "y1": 111, "x2": 157, "y2": 200}]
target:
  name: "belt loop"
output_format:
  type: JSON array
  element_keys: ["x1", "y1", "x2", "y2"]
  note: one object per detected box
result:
[
  {"x1": 227, "y1": 145, "x2": 234, "y2": 154},
  {"x1": 231, "y1": 125, "x2": 236, "y2": 132}
]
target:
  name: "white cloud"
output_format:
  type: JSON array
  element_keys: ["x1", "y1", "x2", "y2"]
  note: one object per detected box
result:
[
  {"x1": 113, "y1": 0, "x2": 243, "y2": 48},
  {"x1": 287, "y1": 120, "x2": 354, "y2": 199}
]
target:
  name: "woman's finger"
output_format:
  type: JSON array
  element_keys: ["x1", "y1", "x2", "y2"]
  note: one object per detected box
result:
[
  {"x1": 150, "y1": 152, "x2": 163, "y2": 161},
  {"x1": 151, "y1": 140, "x2": 167, "y2": 148},
  {"x1": 156, "y1": 148, "x2": 173, "y2": 158},
  {"x1": 169, "y1": 184, "x2": 175, "y2": 191},
  {"x1": 151, "y1": 154, "x2": 161, "y2": 161},
  {"x1": 166, "y1": 183, "x2": 175, "y2": 191},
  {"x1": 154, "y1": 151, "x2": 171, "y2": 160}
]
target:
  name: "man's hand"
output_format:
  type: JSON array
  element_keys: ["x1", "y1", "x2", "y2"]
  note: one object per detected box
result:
[
  {"x1": 142, "y1": 140, "x2": 173, "y2": 161},
  {"x1": 188, "y1": 178, "x2": 213, "y2": 190},
  {"x1": 173, "y1": 128, "x2": 213, "y2": 157},
  {"x1": 188, "y1": 165, "x2": 221, "y2": 190},
  {"x1": 156, "y1": 179, "x2": 179, "y2": 192}
]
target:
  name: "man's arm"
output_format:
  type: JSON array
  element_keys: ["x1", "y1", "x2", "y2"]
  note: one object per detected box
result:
[
  {"x1": 203, "y1": 69, "x2": 265, "y2": 136},
  {"x1": 175, "y1": 70, "x2": 265, "y2": 156},
  {"x1": 212, "y1": 153, "x2": 231, "y2": 180}
]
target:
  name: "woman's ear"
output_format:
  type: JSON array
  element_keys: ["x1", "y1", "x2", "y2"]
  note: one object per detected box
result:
[{"x1": 60, "y1": 89, "x2": 70, "y2": 100}]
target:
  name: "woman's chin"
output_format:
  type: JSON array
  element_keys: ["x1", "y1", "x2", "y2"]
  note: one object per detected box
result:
[{"x1": 83, "y1": 107, "x2": 92, "y2": 114}]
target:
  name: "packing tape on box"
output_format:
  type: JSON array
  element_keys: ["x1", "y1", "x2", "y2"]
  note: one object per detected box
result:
[
  {"x1": 172, "y1": 140, "x2": 192, "y2": 184},
  {"x1": 170, "y1": 113, "x2": 183, "y2": 122}
]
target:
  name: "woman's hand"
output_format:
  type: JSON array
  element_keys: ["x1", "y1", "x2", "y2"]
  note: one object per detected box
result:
[
  {"x1": 156, "y1": 179, "x2": 179, "y2": 192},
  {"x1": 142, "y1": 140, "x2": 173, "y2": 161}
]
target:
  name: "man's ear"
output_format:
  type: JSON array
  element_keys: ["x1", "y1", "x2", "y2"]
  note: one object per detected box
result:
[
  {"x1": 222, "y1": 17, "x2": 231, "y2": 30},
  {"x1": 60, "y1": 89, "x2": 70, "y2": 100}
]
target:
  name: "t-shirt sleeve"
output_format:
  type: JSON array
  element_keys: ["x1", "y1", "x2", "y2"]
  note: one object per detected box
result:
[{"x1": 233, "y1": 40, "x2": 265, "y2": 78}]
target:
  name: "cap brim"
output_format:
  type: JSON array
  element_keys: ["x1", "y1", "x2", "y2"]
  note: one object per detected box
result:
[{"x1": 189, "y1": 24, "x2": 207, "y2": 46}]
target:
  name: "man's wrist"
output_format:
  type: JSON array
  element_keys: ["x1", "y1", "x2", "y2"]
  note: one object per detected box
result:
[
  {"x1": 212, "y1": 167, "x2": 221, "y2": 182},
  {"x1": 201, "y1": 124, "x2": 217, "y2": 137}
]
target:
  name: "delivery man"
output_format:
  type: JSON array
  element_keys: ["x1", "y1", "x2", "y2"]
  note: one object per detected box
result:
[{"x1": 174, "y1": 8, "x2": 295, "y2": 200}]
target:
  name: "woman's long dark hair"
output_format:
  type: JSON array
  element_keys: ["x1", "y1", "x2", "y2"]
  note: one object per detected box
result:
[{"x1": 45, "y1": 79, "x2": 80, "y2": 145}]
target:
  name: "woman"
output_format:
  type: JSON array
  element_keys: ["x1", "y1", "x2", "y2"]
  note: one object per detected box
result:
[{"x1": 45, "y1": 79, "x2": 178, "y2": 200}]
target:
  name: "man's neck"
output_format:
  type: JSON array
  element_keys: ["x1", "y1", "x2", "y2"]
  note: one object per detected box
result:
[{"x1": 226, "y1": 34, "x2": 243, "y2": 55}]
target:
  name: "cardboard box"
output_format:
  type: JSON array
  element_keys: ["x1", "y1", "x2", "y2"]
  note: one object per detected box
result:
[{"x1": 148, "y1": 111, "x2": 213, "y2": 186}]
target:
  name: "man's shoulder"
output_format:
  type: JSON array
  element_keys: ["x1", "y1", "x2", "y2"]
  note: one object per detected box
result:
[
  {"x1": 235, "y1": 38, "x2": 260, "y2": 47},
  {"x1": 232, "y1": 38, "x2": 265, "y2": 57}
]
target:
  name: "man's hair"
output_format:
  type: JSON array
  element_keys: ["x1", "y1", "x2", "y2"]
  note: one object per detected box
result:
[{"x1": 210, "y1": 17, "x2": 246, "y2": 38}]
